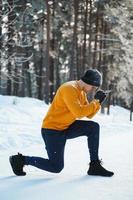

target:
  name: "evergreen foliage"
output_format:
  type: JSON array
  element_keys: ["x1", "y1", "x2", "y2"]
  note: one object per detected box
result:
[{"x1": 0, "y1": 0, "x2": 132, "y2": 108}]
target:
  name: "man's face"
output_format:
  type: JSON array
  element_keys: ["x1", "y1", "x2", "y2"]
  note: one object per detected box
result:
[{"x1": 83, "y1": 84, "x2": 98, "y2": 94}]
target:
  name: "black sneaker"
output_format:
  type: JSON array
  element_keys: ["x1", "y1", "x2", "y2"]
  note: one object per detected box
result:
[
  {"x1": 9, "y1": 153, "x2": 26, "y2": 176},
  {"x1": 87, "y1": 160, "x2": 114, "y2": 177}
]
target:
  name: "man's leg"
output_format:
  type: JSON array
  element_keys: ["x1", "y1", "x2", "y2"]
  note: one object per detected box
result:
[
  {"x1": 10, "y1": 129, "x2": 66, "y2": 175},
  {"x1": 65, "y1": 120, "x2": 114, "y2": 177},
  {"x1": 24, "y1": 129, "x2": 66, "y2": 173},
  {"x1": 65, "y1": 120, "x2": 99, "y2": 161}
]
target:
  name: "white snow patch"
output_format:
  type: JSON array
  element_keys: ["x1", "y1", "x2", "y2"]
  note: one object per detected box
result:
[{"x1": 0, "y1": 95, "x2": 133, "y2": 200}]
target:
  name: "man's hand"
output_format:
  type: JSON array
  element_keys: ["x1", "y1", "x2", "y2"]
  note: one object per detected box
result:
[{"x1": 94, "y1": 90, "x2": 107, "y2": 104}]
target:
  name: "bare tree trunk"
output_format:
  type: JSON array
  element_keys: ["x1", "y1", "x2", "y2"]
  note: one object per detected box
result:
[
  {"x1": 130, "y1": 100, "x2": 133, "y2": 121},
  {"x1": 88, "y1": 0, "x2": 93, "y2": 68},
  {"x1": 25, "y1": 60, "x2": 32, "y2": 97},
  {"x1": 98, "y1": 12, "x2": 104, "y2": 72},
  {"x1": 107, "y1": 89, "x2": 111, "y2": 115},
  {"x1": 6, "y1": 62, "x2": 12, "y2": 95},
  {"x1": 12, "y1": 63, "x2": 19, "y2": 96},
  {"x1": 77, "y1": 3, "x2": 82, "y2": 77},
  {"x1": 37, "y1": 19, "x2": 45, "y2": 100},
  {"x1": 37, "y1": 55, "x2": 43, "y2": 100},
  {"x1": 102, "y1": 21, "x2": 108, "y2": 89},
  {"x1": 45, "y1": 0, "x2": 50, "y2": 104},
  {"x1": 49, "y1": 38, "x2": 54, "y2": 102},
  {"x1": 0, "y1": 0, "x2": 2, "y2": 93},
  {"x1": 55, "y1": 42, "x2": 61, "y2": 92},
  {"x1": 20, "y1": 66, "x2": 25, "y2": 97},
  {"x1": 37, "y1": 57, "x2": 43, "y2": 100},
  {"x1": 101, "y1": 21, "x2": 108, "y2": 114},
  {"x1": 55, "y1": 56, "x2": 60, "y2": 91},
  {"x1": 49, "y1": 0, "x2": 55, "y2": 102},
  {"x1": 70, "y1": 0, "x2": 79, "y2": 80},
  {"x1": 82, "y1": 0, "x2": 89, "y2": 72},
  {"x1": 92, "y1": 2, "x2": 99, "y2": 68},
  {"x1": 7, "y1": 0, "x2": 14, "y2": 95}
]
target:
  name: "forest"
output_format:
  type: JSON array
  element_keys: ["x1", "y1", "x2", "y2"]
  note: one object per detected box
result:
[{"x1": 0, "y1": 0, "x2": 133, "y2": 108}]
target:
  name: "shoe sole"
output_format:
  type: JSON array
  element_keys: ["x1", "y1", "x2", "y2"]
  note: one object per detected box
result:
[{"x1": 88, "y1": 172, "x2": 114, "y2": 177}]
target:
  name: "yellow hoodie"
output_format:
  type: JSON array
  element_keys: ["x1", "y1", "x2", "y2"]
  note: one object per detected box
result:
[{"x1": 42, "y1": 81, "x2": 100, "y2": 130}]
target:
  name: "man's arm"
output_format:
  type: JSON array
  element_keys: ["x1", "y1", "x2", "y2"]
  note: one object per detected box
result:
[
  {"x1": 84, "y1": 95, "x2": 101, "y2": 118},
  {"x1": 62, "y1": 86, "x2": 100, "y2": 119}
]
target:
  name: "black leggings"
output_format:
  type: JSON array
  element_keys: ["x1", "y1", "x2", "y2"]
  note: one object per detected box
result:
[{"x1": 25, "y1": 120, "x2": 100, "y2": 173}]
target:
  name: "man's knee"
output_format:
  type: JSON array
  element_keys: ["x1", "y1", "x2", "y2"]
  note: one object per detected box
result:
[
  {"x1": 92, "y1": 122, "x2": 99, "y2": 141},
  {"x1": 86, "y1": 121, "x2": 100, "y2": 136},
  {"x1": 52, "y1": 163, "x2": 64, "y2": 173},
  {"x1": 93, "y1": 122, "x2": 100, "y2": 131}
]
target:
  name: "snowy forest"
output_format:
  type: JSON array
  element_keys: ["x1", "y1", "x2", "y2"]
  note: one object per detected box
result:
[{"x1": 0, "y1": 0, "x2": 133, "y2": 108}]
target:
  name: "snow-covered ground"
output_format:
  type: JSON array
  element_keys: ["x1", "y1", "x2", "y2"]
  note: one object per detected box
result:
[{"x1": 0, "y1": 95, "x2": 133, "y2": 200}]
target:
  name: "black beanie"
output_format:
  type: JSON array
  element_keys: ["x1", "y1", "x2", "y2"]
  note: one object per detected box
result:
[{"x1": 81, "y1": 69, "x2": 102, "y2": 87}]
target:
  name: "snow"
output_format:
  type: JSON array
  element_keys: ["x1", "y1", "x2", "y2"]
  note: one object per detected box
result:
[{"x1": 0, "y1": 95, "x2": 133, "y2": 200}]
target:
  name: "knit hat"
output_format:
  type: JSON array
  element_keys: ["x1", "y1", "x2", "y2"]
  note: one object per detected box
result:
[{"x1": 81, "y1": 69, "x2": 102, "y2": 87}]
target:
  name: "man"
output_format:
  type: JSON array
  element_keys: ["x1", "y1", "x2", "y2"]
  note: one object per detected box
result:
[{"x1": 9, "y1": 69, "x2": 114, "y2": 177}]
